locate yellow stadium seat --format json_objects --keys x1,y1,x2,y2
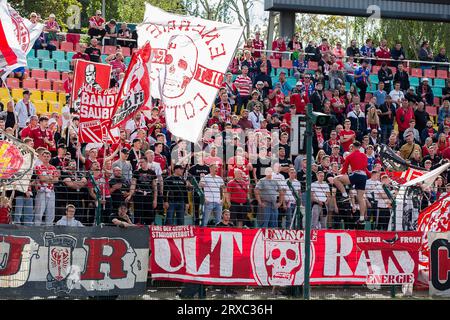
[
  {"x1": 0, "y1": 99, "x2": 11, "y2": 108},
  {"x1": 34, "y1": 100, "x2": 48, "y2": 115},
  {"x1": 29, "y1": 89, "x2": 42, "y2": 101},
  {"x1": 58, "y1": 92, "x2": 66, "y2": 105},
  {"x1": 48, "y1": 101, "x2": 62, "y2": 114},
  {"x1": 11, "y1": 88, "x2": 23, "y2": 102},
  {"x1": 43, "y1": 91, "x2": 58, "y2": 103},
  {"x1": 0, "y1": 88, "x2": 11, "y2": 100}
]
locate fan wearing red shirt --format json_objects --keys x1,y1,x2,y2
[
  {"x1": 290, "y1": 86, "x2": 309, "y2": 114},
  {"x1": 225, "y1": 168, "x2": 249, "y2": 227},
  {"x1": 88, "y1": 10, "x2": 106, "y2": 39},
  {"x1": 30, "y1": 116, "x2": 55, "y2": 151},
  {"x1": 252, "y1": 31, "x2": 264, "y2": 59},
  {"x1": 271, "y1": 37, "x2": 287, "y2": 60},
  {"x1": 339, "y1": 119, "x2": 356, "y2": 152},
  {"x1": 333, "y1": 141, "x2": 370, "y2": 224}
]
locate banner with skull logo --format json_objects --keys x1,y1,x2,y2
[
  {"x1": 71, "y1": 60, "x2": 111, "y2": 114},
  {"x1": 150, "y1": 226, "x2": 421, "y2": 286},
  {"x1": 137, "y1": 3, "x2": 244, "y2": 142}
]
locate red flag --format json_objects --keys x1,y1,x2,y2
[
  {"x1": 386, "y1": 167, "x2": 425, "y2": 184},
  {"x1": 109, "y1": 41, "x2": 152, "y2": 129}
]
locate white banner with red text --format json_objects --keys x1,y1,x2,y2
[
  {"x1": 150, "y1": 226, "x2": 421, "y2": 286},
  {"x1": 78, "y1": 86, "x2": 119, "y2": 144},
  {"x1": 137, "y1": 3, "x2": 244, "y2": 142}
]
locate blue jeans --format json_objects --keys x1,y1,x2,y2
[
  {"x1": 285, "y1": 203, "x2": 297, "y2": 229},
  {"x1": 14, "y1": 196, "x2": 34, "y2": 225},
  {"x1": 202, "y1": 202, "x2": 222, "y2": 226},
  {"x1": 258, "y1": 202, "x2": 279, "y2": 228},
  {"x1": 380, "y1": 123, "x2": 393, "y2": 144},
  {"x1": 166, "y1": 202, "x2": 185, "y2": 225}
]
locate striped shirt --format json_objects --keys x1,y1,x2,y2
[{"x1": 234, "y1": 75, "x2": 253, "y2": 96}]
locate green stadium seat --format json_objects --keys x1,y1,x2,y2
[
  {"x1": 27, "y1": 58, "x2": 40, "y2": 69},
  {"x1": 410, "y1": 77, "x2": 419, "y2": 87},
  {"x1": 154, "y1": 214, "x2": 165, "y2": 226},
  {"x1": 286, "y1": 77, "x2": 297, "y2": 88},
  {"x1": 37, "y1": 49, "x2": 50, "y2": 60},
  {"x1": 434, "y1": 79, "x2": 446, "y2": 88},
  {"x1": 369, "y1": 74, "x2": 379, "y2": 84},
  {"x1": 56, "y1": 60, "x2": 70, "y2": 72},
  {"x1": 41, "y1": 59, "x2": 55, "y2": 71},
  {"x1": 27, "y1": 49, "x2": 35, "y2": 58},
  {"x1": 124, "y1": 56, "x2": 131, "y2": 66},
  {"x1": 432, "y1": 87, "x2": 442, "y2": 98},
  {"x1": 101, "y1": 54, "x2": 108, "y2": 63},
  {"x1": 66, "y1": 52, "x2": 75, "y2": 61},
  {"x1": 52, "y1": 50, "x2": 66, "y2": 61},
  {"x1": 276, "y1": 68, "x2": 289, "y2": 76},
  {"x1": 345, "y1": 82, "x2": 351, "y2": 91}
]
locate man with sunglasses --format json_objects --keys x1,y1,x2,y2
[{"x1": 88, "y1": 10, "x2": 106, "y2": 39}]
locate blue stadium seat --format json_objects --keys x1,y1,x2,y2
[
  {"x1": 56, "y1": 60, "x2": 71, "y2": 72},
  {"x1": 41, "y1": 59, "x2": 55, "y2": 71},
  {"x1": 27, "y1": 58, "x2": 40, "y2": 70},
  {"x1": 66, "y1": 52, "x2": 75, "y2": 61},
  {"x1": 27, "y1": 49, "x2": 35, "y2": 59},
  {"x1": 286, "y1": 77, "x2": 297, "y2": 88},
  {"x1": 434, "y1": 79, "x2": 446, "y2": 88},
  {"x1": 410, "y1": 77, "x2": 419, "y2": 87},
  {"x1": 37, "y1": 49, "x2": 50, "y2": 60},
  {"x1": 369, "y1": 74, "x2": 379, "y2": 84},
  {"x1": 52, "y1": 50, "x2": 65, "y2": 61},
  {"x1": 432, "y1": 87, "x2": 442, "y2": 98}
]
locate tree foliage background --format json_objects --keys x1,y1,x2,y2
[{"x1": 7, "y1": 0, "x2": 450, "y2": 57}]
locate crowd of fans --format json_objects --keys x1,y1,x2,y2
[{"x1": 1, "y1": 10, "x2": 450, "y2": 230}]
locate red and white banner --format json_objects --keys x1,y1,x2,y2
[
  {"x1": 72, "y1": 60, "x2": 111, "y2": 113},
  {"x1": 78, "y1": 86, "x2": 119, "y2": 143},
  {"x1": 428, "y1": 231, "x2": 450, "y2": 296},
  {"x1": 386, "y1": 168, "x2": 424, "y2": 185},
  {"x1": 0, "y1": 0, "x2": 43, "y2": 80},
  {"x1": 137, "y1": 3, "x2": 244, "y2": 142},
  {"x1": 150, "y1": 226, "x2": 421, "y2": 286},
  {"x1": 110, "y1": 41, "x2": 152, "y2": 128}
]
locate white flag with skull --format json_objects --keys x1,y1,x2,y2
[{"x1": 137, "y1": 3, "x2": 244, "y2": 142}]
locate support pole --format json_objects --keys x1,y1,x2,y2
[{"x1": 303, "y1": 103, "x2": 313, "y2": 300}]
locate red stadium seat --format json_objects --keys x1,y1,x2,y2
[
  {"x1": 23, "y1": 78, "x2": 37, "y2": 89},
  {"x1": 50, "y1": 40, "x2": 59, "y2": 49},
  {"x1": 61, "y1": 72, "x2": 70, "y2": 81},
  {"x1": 424, "y1": 69, "x2": 436, "y2": 79},
  {"x1": 66, "y1": 33, "x2": 80, "y2": 45},
  {"x1": 436, "y1": 70, "x2": 448, "y2": 79},
  {"x1": 269, "y1": 58, "x2": 280, "y2": 69},
  {"x1": 60, "y1": 41, "x2": 74, "y2": 52},
  {"x1": 6, "y1": 78, "x2": 20, "y2": 88},
  {"x1": 53, "y1": 80, "x2": 65, "y2": 93},
  {"x1": 388, "y1": 66, "x2": 397, "y2": 75},
  {"x1": 37, "y1": 79, "x2": 52, "y2": 91},
  {"x1": 121, "y1": 47, "x2": 131, "y2": 57},
  {"x1": 281, "y1": 59, "x2": 293, "y2": 69},
  {"x1": 411, "y1": 68, "x2": 422, "y2": 77},
  {"x1": 74, "y1": 42, "x2": 81, "y2": 53},
  {"x1": 364, "y1": 93, "x2": 373, "y2": 103},
  {"x1": 46, "y1": 70, "x2": 61, "y2": 81},
  {"x1": 403, "y1": 67, "x2": 410, "y2": 74},
  {"x1": 371, "y1": 65, "x2": 381, "y2": 74},
  {"x1": 31, "y1": 69, "x2": 46, "y2": 79},
  {"x1": 307, "y1": 61, "x2": 318, "y2": 70},
  {"x1": 103, "y1": 45, "x2": 116, "y2": 55},
  {"x1": 324, "y1": 90, "x2": 332, "y2": 100},
  {"x1": 434, "y1": 97, "x2": 441, "y2": 106},
  {"x1": 426, "y1": 106, "x2": 437, "y2": 117}
]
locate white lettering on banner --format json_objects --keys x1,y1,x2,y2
[
  {"x1": 184, "y1": 237, "x2": 210, "y2": 275},
  {"x1": 154, "y1": 238, "x2": 185, "y2": 273},
  {"x1": 323, "y1": 233, "x2": 354, "y2": 276},
  {"x1": 211, "y1": 232, "x2": 242, "y2": 277},
  {"x1": 0, "y1": 236, "x2": 39, "y2": 288},
  {"x1": 263, "y1": 229, "x2": 304, "y2": 242}
]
